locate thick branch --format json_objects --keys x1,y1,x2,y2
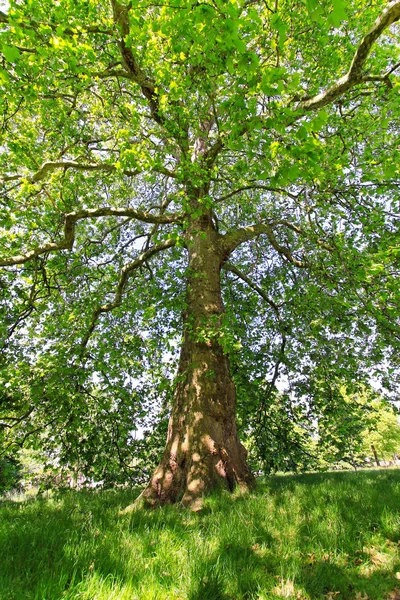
[
  {"x1": 80, "y1": 238, "x2": 177, "y2": 352},
  {"x1": 94, "y1": 68, "x2": 135, "y2": 81},
  {"x1": 0, "y1": 208, "x2": 182, "y2": 267},
  {"x1": 297, "y1": 1, "x2": 400, "y2": 111},
  {"x1": 204, "y1": 138, "x2": 224, "y2": 169},
  {"x1": 111, "y1": 0, "x2": 164, "y2": 125},
  {"x1": 216, "y1": 184, "x2": 299, "y2": 203},
  {"x1": 1, "y1": 160, "x2": 175, "y2": 184},
  {"x1": 221, "y1": 222, "x2": 307, "y2": 268}
]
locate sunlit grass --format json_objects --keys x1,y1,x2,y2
[{"x1": 1, "y1": 470, "x2": 400, "y2": 599}]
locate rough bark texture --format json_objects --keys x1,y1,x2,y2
[{"x1": 137, "y1": 212, "x2": 254, "y2": 510}]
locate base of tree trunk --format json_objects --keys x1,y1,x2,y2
[
  {"x1": 140, "y1": 425, "x2": 254, "y2": 511},
  {"x1": 121, "y1": 343, "x2": 255, "y2": 512},
  {"x1": 120, "y1": 445, "x2": 254, "y2": 514}
]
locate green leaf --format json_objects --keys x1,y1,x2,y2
[
  {"x1": 306, "y1": 0, "x2": 318, "y2": 15},
  {"x1": 0, "y1": 69, "x2": 10, "y2": 84},
  {"x1": 2, "y1": 45, "x2": 21, "y2": 63},
  {"x1": 330, "y1": 0, "x2": 347, "y2": 27}
]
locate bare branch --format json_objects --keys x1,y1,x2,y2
[
  {"x1": 80, "y1": 237, "x2": 177, "y2": 352},
  {"x1": 0, "y1": 207, "x2": 182, "y2": 267},
  {"x1": 297, "y1": 1, "x2": 400, "y2": 111}
]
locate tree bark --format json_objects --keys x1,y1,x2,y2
[
  {"x1": 371, "y1": 444, "x2": 380, "y2": 467},
  {"x1": 136, "y1": 213, "x2": 254, "y2": 510}
]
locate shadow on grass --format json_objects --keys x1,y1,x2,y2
[
  {"x1": 0, "y1": 489, "x2": 140, "y2": 599},
  {"x1": 299, "y1": 557, "x2": 400, "y2": 600},
  {"x1": 267, "y1": 469, "x2": 400, "y2": 599},
  {"x1": 186, "y1": 542, "x2": 270, "y2": 600},
  {"x1": 0, "y1": 470, "x2": 399, "y2": 599}
]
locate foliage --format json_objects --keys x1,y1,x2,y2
[
  {"x1": 362, "y1": 400, "x2": 400, "y2": 463},
  {"x1": 314, "y1": 387, "x2": 400, "y2": 470},
  {"x1": 315, "y1": 385, "x2": 376, "y2": 470},
  {"x1": 235, "y1": 376, "x2": 317, "y2": 474},
  {"x1": 1, "y1": 470, "x2": 400, "y2": 599},
  {"x1": 0, "y1": 454, "x2": 21, "y2": 492},
  {"x1": 0, "y1": 0, "x2": 400, "y2": 481},
  {"x1": 240, "y1": 379, "x2": 400, "y2": 474}
]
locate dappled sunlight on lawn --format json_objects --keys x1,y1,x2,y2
[{"x1": 1, "y1": 470, "x2": 400, "y2": 599}]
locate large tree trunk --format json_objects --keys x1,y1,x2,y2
[{"x1": 137, "y1": 214, "x2": 254, "y2": 509}]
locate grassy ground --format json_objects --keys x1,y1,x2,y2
[{"x1": 1, "y1": 470, "x2": 400, "y2": 600}]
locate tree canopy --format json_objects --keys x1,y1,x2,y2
[{"x1": 0, "y1": 0, "x2": 399, "y2": 505}]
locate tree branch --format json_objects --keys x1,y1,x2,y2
[
  {"x1": 0, "y1": 207, "x2": 182, "y2": 267},
  {"x1": 1, "y1": 416, "x2": 59, "y2": 455},
  {"x1": 1, "y1": 160, "x2": 176, "y2": 184},
  {"x1": 0, "y1": 405, "x2": 35, "y2": 429},
  {"x1": 297, "y1": 1, "x2": 400, "y2": 111},
  {"x1": 258, "y1": 332, "x2": 287, "y2": 420},
  {"x1": 204, "y1": 138, "x2": 224, "y2": 169},
  {"x1": 223, "y1": 261, "x2": 289, "y2": 418},
  {"x1": 222, "y1": 262, "x2": 281, "y2": 314},
  {"x1": 79, "y1": 237, "x2": 177, "y2": 353},
  {"x1": 216, "y1": 184, "x2": 299, "y2": 203},
  {"x1": 93, "y1": 68, "x2": 134, "y2": 81},
  {"x1": 111, "y1": 0, "x2": 165, "y2": 126},
  {"x1": 0, "y1": 10, "x2": 112, "y2": 36},
  {"x1": 221, "y1": 222, "x2": 308, "y2": 268}
]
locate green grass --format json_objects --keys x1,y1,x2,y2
[{"x1": 1, "y1": 470, "x2": 400, "y2": 599}]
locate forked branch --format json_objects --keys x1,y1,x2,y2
[
  {"x1": 221, "y1": 222, "x2": 308, "y2": 268},
  {"x1": 111, "y1": 0, "x2": 164, "y2": 125},
  {"x1": 79, "y1": 237, "x2": 177, "y2": 353},
  {"x1": 297, "y1": 1, "x2": 400, "y2": 111},
  {"x1": 0, "y1": 207, "x2": 182, "y2": 267}
]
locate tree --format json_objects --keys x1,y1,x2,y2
[
  {"x1": 315, "y1": 384, "x2": 376, "y2": 471},
  {"x1": 0, "y1": 0, "x2": 399, "y2": 508},
  {"x1": 362, "y1": 399, "x2": 400, "y2": 465},
  {"x1": 314, "y1": 385, "x2": 400, "y2": 470}
]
